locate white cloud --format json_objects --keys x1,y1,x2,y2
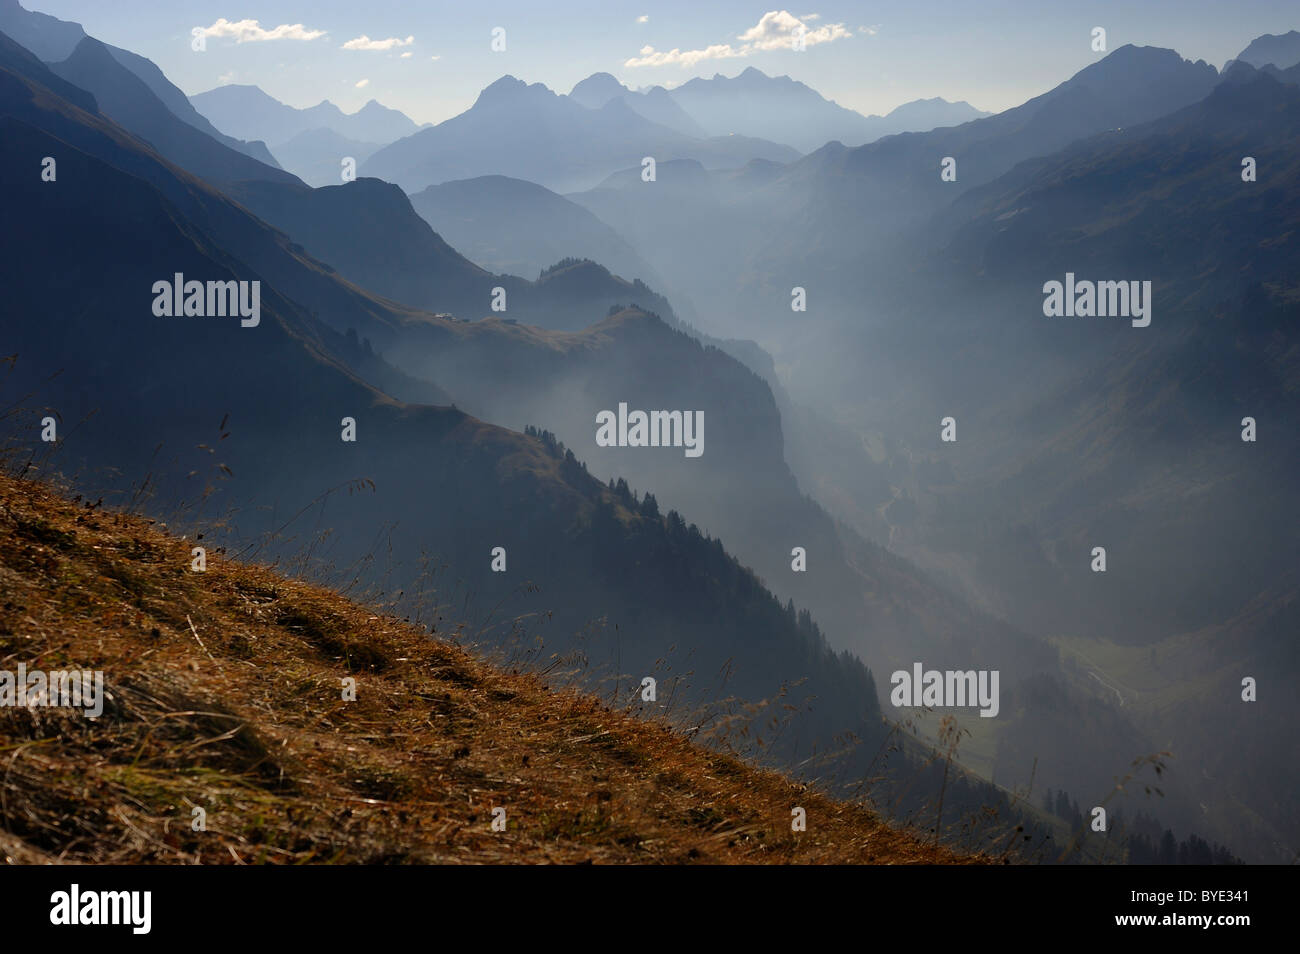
[
  {"x1": 859, "y1": 24, "x2": 880, "y2": 36},
  {"x1": 217, "y1": 71, "x2": 236, "y2": 84},
  {"x1": 400, "y1": 51, "x2": 413, "y2": 58},
  {"x1": 342, "y1": 34, "x2": 414, "y2": 51},
  {"x1": 430, "y1": 55, "x2": 442, "y2": 61},
  {"x1": 625, "y1": 10, "x2": 851, "y2": 68},
  {"x1": 738, "y1": 10, "x2": 850, "y2": 51},
  {"x1": 195, "y1": 18, "x2": 325, "y2": 43},
  {"x1": 355, "y1": 78, "x2": 370, "y2": 88},
  {"x1": 636, "y1": 15, "x2": 649, "y2": 23}
]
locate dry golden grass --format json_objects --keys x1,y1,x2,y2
[{"x1": 0, "y1": 473, "x2": 980, "y2": 865}]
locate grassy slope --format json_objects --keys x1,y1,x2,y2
[{"x1": 0, "y1": 473, "x2": 977, "y2": 865}]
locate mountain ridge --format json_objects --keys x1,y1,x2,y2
[
  {"x1": 190, "y1": 83, "x2": 424, "y2": 147},
  {"x1": 362, "y1": 73, "x2": 801, "y2": 193}
]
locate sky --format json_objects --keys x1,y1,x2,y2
[{"x1": 21, "y1": 1, "x2": 1300, "y2": 125}]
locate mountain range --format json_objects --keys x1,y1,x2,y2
[
  {"x1": 569, "y1": 45, "x2": 1223, "y2": 337},
  {"x1": 362, "y1": 74, "x2": 803, "y2": 194},
  {"x1": 188, "y1": 84, "x2": 426, "y2": 187},
  {"x1": 605, "y1": 66, "x2": 990, "y2": 153},
  {"x1": 190, "y1": 83, "x2": 425, "y2": 147}
]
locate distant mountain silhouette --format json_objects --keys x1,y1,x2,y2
[
  {"x1": 569, "y1": 71, "x2": 708, "y2": 137},
  {"x1": 362, "y1": 74, "x2": 801, "y2": 193},
  {"x1": 1229, "y1": 29, "x2": 1300, "y2": 70},
  {"x1": 662, "y1": 66, "x2": 990, "y2": 152},
  {"x1": 273, "y1": 126, "x2": 383, "y2": 187},
  {"x1": 568, "y1": 71, "x2": 627, "y2": 109},
  {"x1": 763, "y1": 45, "x2": 1221, "y2": 252},
  {"x1": 409, "y1": 174, "x2": 662, "y2": 285},
  {"x1": 881, "y1": 96, "x2": 990, "y2": 133},
  {"x1": 191, "y1": 84, "x2": 423, "y2": 146}
]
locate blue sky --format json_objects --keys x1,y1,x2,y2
[{"x1": 22, "y1": 1, "x2": 1300, "y2": 124}]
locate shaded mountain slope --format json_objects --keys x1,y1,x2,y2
[
  {"x1": 784, "y1": 68, "x2": 1300, "y2": 862},
  {"x1": 0, "y1": 0, "x2": 80, "y2": 61},
  {"x1": 47, "y1": 36, "x2": 300, "y2": 187},
  {"x1": 358, "y1": 302, "x2": 1058, "y2": 700},
  {"x1": 409, "y1": 174, "x2": 664, "y2": 287},
  {"x1": 0, "y1": 25, "x2": 92, "y2": 111},
  {"x1": 881, "y1": 69, "x2": 1300, "y2": 641},
  {"x1": 99, "y1": 45, "x2": 282, "y2": 168},
  {"x1": 222, "y1": 176, "x2": 679, "y2": 330},
  {"x1": 203, "y1": 127, "x2": 1061, "y2": 715}
]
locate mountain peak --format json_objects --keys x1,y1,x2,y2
[
  {"x1": 1062, "y1": 44, "x2": 1218, "y2": 95},
  {"x1": 574, "y1": 71, "x2": 622, "y2": 89},
  {"x1": 569, "y1": 71, "x2": 629, "y2": 108},
  {"x1": 881, "y1": 96, "x2": 990, "y2": 125},
  {"x1": 730, "y1": 66, "x2": 776, "y2": 84},
  {"x1": 474, "y1": 74, "x2": 553, "y2": 108},
  {"x1": 62, "y1": 33, "x2": 112, "y2": 62},
  {"x1": 1231, "y1": 30, "x2": 1300, "y2": 70},
  {"x1": 482, "y1": 74, "x2": 527, "y2": 94}
]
